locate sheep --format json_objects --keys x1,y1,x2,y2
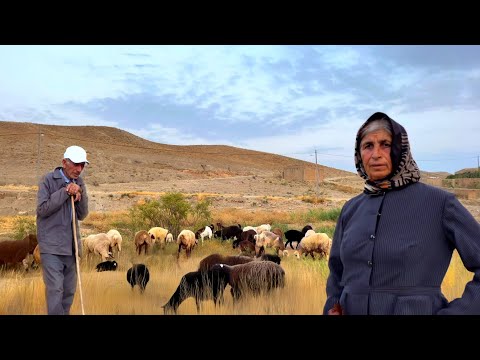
[
  {"x1": 198, "y1": 253, "x2": 255, "y2": 272},
  {"x1": 0, "y1": 234, "x2": 38, "y2": 269},
  {"x1": 96, "y1": 260, "x2": 118, "y2": 272},
  {"x1": 214, "y1": 225, "x2": 242, "y2": 241},
  {"x1": 134, "y1": 230, "x2": 153, "y2": 255},
  {"x1": 166, "y1": 233, "x2": 174, "y2": 243},
  {"x1": 294, "y1": 232, "x2": 332, "y2": 260},
  {"x1": 242, "y1": 226, "x2": 257, "y2": 233},
  {"x1": 259, "y1": 254, "x2": 281, "y2": 265},
  {"x1": 254, "y1": 230, "x2": 285, "y2": 257},
  {"x1": 198, "y1": 253, "x2": 281, "y2": 272},
  {"x1": 234, "y1": 239, "x2": 256, "y2": 256},
  {"x1": 284, "y1": 225, "x2": 313, "y2": 249},
  {"x1": 162, "y1": 269, "x2": 228, "y2": 314},
  {"x1": 83, "y1": 233, "x2": 114, "y2": 261},
  {"x1": 255, "y1": 224, "x2": 271, "y2": 234},
  {"x1": 195, "y1": 225, "x2": 213, "y2": 245},
  {"x1": 232, "y1": 229, "x2": 256, "y2": 248},
  {"x1": 148, "y1": 226, "x2": 169, "y2": 249},
  {"x1": 177, "y1": 229, "x2": 197, "y2": 259},
  {"x1": 106, "y1": 229, "x2": 123, "y2": 256},
  {"x1": 126, "y1": 264, "x2": 150, "y2": 293},
  {"x1": 210, "y1": 261, "x2": 285, "y2": 301}
]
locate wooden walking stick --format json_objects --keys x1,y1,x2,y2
[{"x1": 71, "y1": 195, "x2": 86, "y2": 315}]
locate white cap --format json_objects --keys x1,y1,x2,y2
[{"x1": 64, "y1": 145, "x2": 89, "y2": 164}]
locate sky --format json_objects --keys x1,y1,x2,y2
[{"x1": 0, "y1": 45, "x2": 479, "y2": 175}]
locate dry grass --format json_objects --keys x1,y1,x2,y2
[{"x1": 0, "y1": 240, "x2": 472, "y2": 315}]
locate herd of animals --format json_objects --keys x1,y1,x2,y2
[{"x1": 0, "y1": 222, "x2": 332, "y2": 314}]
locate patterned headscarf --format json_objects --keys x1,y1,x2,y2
[{"x1": 355, "y1": 112, "x2": 421, "y2": 196}]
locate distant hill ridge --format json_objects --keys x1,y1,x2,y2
[{"x1": 0, "y1": 121, "x2": 355, "y2": 186}]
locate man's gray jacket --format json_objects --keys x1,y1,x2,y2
[{"x1": 36, "y1": 167, "x2": 88, "y2": 257}]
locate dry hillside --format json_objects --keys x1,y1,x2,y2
[{"x1": 0, "y1": 121, "x2": 478, "y2": 225}]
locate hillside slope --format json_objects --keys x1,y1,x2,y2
[{"x1": 0, "y1": 121, "x2": 354, "y2": 186}]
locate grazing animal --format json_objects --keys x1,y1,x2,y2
[
  {"x1": 214, "y1": 225, "x2": 242, "y2": 241},
  {"x1": 199, "y1": 253, "x2": 282, "y2": 272},
  {"x1": 162, "y1": 269, "x2": 228, "y2": 314},
  {"x1": 198, "y1": 253, "x2": 255, "y2": 272},
  {"x1": 284, "y1": 225, "x2": 313, "y2": 249},
  {"x1": 134, "y1": 230, "x2": 153, "y2": 255},
  {"x1": 147, "y1": 226, "x2": 169, "y2": 249},
  {"x1": 294, "y1": 232, "x2": 332, "y2": 259},
  {"x1": 176, "y1": 229, "x2": 197, "y2": 259},
  {"x1": 96, "y1": 260, "x2": 118, "y2": 272},
  {"x1": 126, "y1": 264, "x2": 150, "y2": 293},
  {"x1": 83, "y1": 233, "x2": 114, "y2": 261},
  {"x1": 194, "y1": 225, "x2": 214, "y2": 245},
  {"x1": 106, "y1": 229, "x2": 123, "y2": 256},
  {"x1": 259, "y1": 254, "x2": 281, "y2": 265},
  {"x1": 211, "y1": 261, "x2": 285, "y2": 301},
  {"x1": 254, "y1": 230, "x2": 285, "y2": 257},
  {"x1": 166, "y1": 233, "x2": 174, "y2": 243},
  {"x1": 0, "y1": 233, "x2": 38, "y2": 269}
]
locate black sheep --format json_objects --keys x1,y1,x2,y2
[
  {"x1": 162, "y1": 269, "x2": 228, "y2": 314},
  {"x1": 126, "y1": 264, "x2": 150, "y2": 293},
  {"x1": 96, "y1": 260, "x2": 118, "y2": 272},
  {"x1": 284, "y1": 225, "x2": 313, "y2": 249}
]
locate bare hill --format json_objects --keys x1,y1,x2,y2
[{"x1": 0, "y1": 120, "x2": 354, "y2": 186}]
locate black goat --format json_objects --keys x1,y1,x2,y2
[{"x1": 126, "y1": 264, "x2": 150, "y2": 293}]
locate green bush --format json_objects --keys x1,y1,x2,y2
[
  {"x1": 13, "y1": 216, "x2": 37, "y2": 241},
  {"x1": 113, "y1": 192, "x2": 213, "y2": 240}
]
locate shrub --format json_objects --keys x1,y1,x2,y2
[{"x1": 13, "y1": 216, "x2": 37, "y2": 241}]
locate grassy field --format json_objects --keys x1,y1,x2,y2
[{"x1": 0, "y1": 208, "x2": 474, "y2": 315}]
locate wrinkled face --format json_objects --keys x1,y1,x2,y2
[
  {"x1": 360, "y1": 129, "x2": 392, "y2": 181},
  {"x1": 62, "y1": 158, "x2": 85, "y2": 180}
]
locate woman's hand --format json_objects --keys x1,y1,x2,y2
[{"x1": 327, "y1": 303, "x2": 344, "y2": 315}]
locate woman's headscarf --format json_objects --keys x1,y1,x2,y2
[{"x1": 354, "y1": 112, "x2": 421, "y2": 195}]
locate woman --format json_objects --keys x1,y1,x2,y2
[{"x1": 323, "y1": 112, "x2": 480, "y2": 315}]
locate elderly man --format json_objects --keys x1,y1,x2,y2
[{"x1": 36, "y1": 145, "x2": 90, "y2": 315}]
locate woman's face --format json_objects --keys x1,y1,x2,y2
[{"x1": 360, "y1": 129, "x2": 392, "y2": 181}]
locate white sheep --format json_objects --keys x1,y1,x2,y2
[
  {"x1": 255, "y1": 224, "x2": 271, "y2": 234},
  {"x1": 198, "y1": 225, "x2": 213, "y2": 244},
  {"x1": 176, "y1": 229, "x2": 197, "y2": 259},
  {"x1": 83, "y1": 233, "x2": 114, "y2": 261},
  {"x1": 166, "y1": 233, "x2": 174, "y2": 243},
  {"x1": 242, "y1": 225, "x2": 257, "y2": 233},
  {"x1": 294, "y1": 232, "x2": 332, "y2": 260},
  {"x1": 148, "y1": 226, "x2": 169, "y2": 249},
  {"x1": 106, "y1": 229, "x2": 123, "y2": 256}
]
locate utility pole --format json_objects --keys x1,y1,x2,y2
[
  {"x1": 478, "y1": 155, "x2": 479, "y2": 175},
  {"x1": 315, "y1": 149, "x2": 320, "y2": 199}
]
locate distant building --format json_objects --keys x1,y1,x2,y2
[{"x1": 282, "y1": 165, "x2": 323, "y2": 182}]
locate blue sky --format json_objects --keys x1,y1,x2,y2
[{"x1": 1, "y1": 45, "x2": 479, "y2": 174}]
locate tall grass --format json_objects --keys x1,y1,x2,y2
[
  {"x1": 0, "y1": 208, "x2": 474, "y2": 315},
  {"x1": 0, "y1": 241, "x2": 472, "y2": 315}
]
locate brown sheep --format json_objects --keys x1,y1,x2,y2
[
  {"x1": 211, "y1": 261, "x2": 285, "y2": 301},
  {"x1": 135, "y1": 230, "x2": 153, "y2": 255},
  {"x1": 0, "y1": 234, "x2": 38, "y2": 269},
  {"x1": 198, "y1": 253, "x2": 254, "y2": 272},
  {"x1": 198, "y1": 253, "x2": 281, "y2": 272},
  {"x1": 176, "y1": 229, "x2": 197, "y2": 259}
]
